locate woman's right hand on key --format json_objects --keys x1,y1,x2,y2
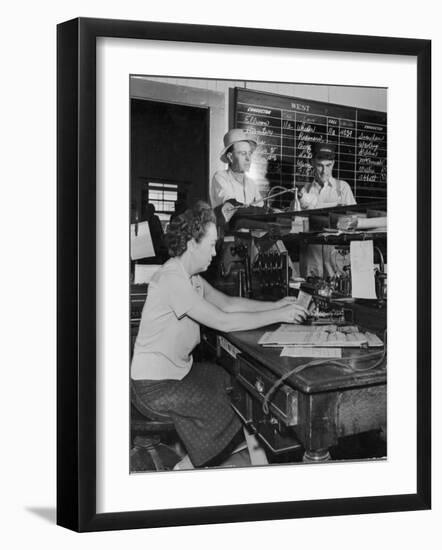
[{"x1": 279, "y1": 304, "x2": 309, "y2": 324}]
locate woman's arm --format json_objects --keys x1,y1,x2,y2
[
  {"x1": 202, "y1": 279, "x2": 302, "y2": 313},
  {"x1": 202, "y1": 278, "x2": 299, "y2": 313},
  {"x1": 187, "y1": 294, "x2": 307, "y2": 333}
]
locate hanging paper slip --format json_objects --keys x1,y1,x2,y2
[
  {"x1": 350, "y1": 240, "x2": 377, "y2": 299},
  {"x1": 130, "y1": 221, "x2": 155, "y2": 260}
]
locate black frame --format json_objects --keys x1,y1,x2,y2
[{"x1": 57, "y1": 17, "x2": 431, "y2": 532}]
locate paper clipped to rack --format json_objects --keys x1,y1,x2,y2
[
  {"x1": 130, "y1": 221, "x2": 155, "y2": 260},
  {"x1": 350, "y1": 240, "x2": 377, "y2": 299}
]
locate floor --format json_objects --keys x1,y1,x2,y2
[{"x1": 130, "y1": 429, "x2": 386, "y2": 472}]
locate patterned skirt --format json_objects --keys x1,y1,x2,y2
[{"x1": 131, "y1": 362, "x2": 242, "y2": 467}]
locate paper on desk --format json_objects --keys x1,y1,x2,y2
[
  {"x1": 281, "y1": 347, "x2": 342, "y2": 358},
  {"x1": 259, "y1": 325, "x2": 369, "y2": 347},
  {"x1": 350, "y1": 240, "x2": 377, "y2": 299},
  {"x1": 258, "y1": 326, "x2": 328, "y2": 345},
  {"x1": 259, "y1": 325, "x2": 336, "y2": 346},
  {"x1": 277, "y1": 324, "x2": 337, "y2": 333},
  {"x1": 258, "y1": 332, "x2": 279, "y2": 345},
  {"x1": 258, "y1": 325, "x2": 321, "y2": 345},
  {"x1": 131, "y1": 221, "x2": 155, "y2": 260}
]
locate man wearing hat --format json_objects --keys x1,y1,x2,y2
[
  {"x1": 299, "y1": 142, "x2": 356, "y2": 210},
  {"x1": 210, "y1": 129, "x2": 263, "y2": 209},
  {"x1": 299, "y1": 142, "x2": 356, "y2": 278}
]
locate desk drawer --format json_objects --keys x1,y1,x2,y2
[{"x1": 237, "y1": 355, "x2": 298, "y2": 426}]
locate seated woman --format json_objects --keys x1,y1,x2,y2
[{"x1": 131, "y1": 201, "x2": 308, "y2": 469}]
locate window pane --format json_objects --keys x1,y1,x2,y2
[
  {"x1": 164, "y1": 191, "x2": 178, "y2": 201},
  {"x1": 147, "y1": 182, "x2": 179, "y2": 215}
]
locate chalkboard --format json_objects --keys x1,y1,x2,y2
[{"x1": 233, "y1": 88, "x2": 387, "y2": 206}]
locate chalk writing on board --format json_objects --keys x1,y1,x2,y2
[
  {"x1": 291, "y1": 102, "x2": 311, "y2": 112},
  {"x1": 246, "y1": 126, "x2": 275, "y2": 137},
  {"x1": 234, "y1": 87, "x2": 387, "y2": 204}
]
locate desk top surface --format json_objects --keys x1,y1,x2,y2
[{"x1": 223, "y1": 327, "x2": 386, "y2": 393}]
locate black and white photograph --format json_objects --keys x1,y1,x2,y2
[
  {"x1": 52, "y1": 13, "x2": 432, "y2": 536},
  {"x1": 129, "y1": 76, "x2": 388, "y2": 473},
  {"x1": 1, "y1": 0, "x2": 438, "y2": 545}
]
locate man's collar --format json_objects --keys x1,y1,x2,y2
[
  {"x1": 228, "y1": 167, "x2": 246, "y2": 183},
  {"x1": 313, "y1": 176, "x2": 336, "y2": 189}
]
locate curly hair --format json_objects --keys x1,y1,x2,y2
[{"x1": 165, "y1": 201, "x2": 216, "y2": 257}]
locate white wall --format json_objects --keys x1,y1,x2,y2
[
  {"x1": 133, "y1": 76, "x2": 386, "y2": 190},
  {"x1": 1, "y1": 1, "x2": 439, "y2": 550},
  {"x1": 144, "y1": 76, "x2": 387, "y2": 112}
]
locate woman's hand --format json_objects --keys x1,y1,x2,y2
[{"x1": 279, "y1": 304, "x2": 309, "y2": 324}]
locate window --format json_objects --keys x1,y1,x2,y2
[{"x1": 147, "y1": 182, "x2": 178, "y2": 222}]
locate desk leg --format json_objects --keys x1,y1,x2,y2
[
  {"x1": 298, "y1": 393, "x2": 339, "y2": 462},
  {"x1": 303, "y1": 449, "x2": 331, "y2": 462}
]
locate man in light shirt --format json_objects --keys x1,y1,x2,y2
[
  {"x1": 210, "y1": 129, "x2": 263, "y2": 213},
  {"x1": 300, "y1": 142, "x2": 356, "y2": 278},
  {"x1": 300, "y1": 142, "x2": 356, "y2": 210}
]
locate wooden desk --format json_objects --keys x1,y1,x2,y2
[{"x1": 217, "y1": 327, "x2": 386, "y2": 462}]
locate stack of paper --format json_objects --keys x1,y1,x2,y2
[
  {"x1": 258, "y1": 324, "x2": 383, "y2": 348},
  {"x1": 280, "y1": 347, "x2": 342, "y2": 358}
]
